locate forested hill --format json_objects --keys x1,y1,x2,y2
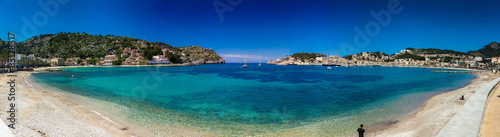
[
  {"x1": 344, "y1": 41, "x2": 500, "y2": 59},
  {"x1": 407, "y1": 48, "x2": 468, "y2": 56},
  {"x1": 406, "y1": 41, "x2": 500, "y2": 58},
  {"x1": 468, "y1": 42, "x2": 500, "y2": 58},
  {"x1": 0, "y1": 32, "x2": 224, "y2": 64}
]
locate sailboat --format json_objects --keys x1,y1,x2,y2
[
  {"x1": 243, "y1": 54, "x2": 247, "y2": 68},
  {"x1": 258, "y1": 49, "x2": 262, "y2": 67},
  {"x1": 323, "y1": 41, "x2": 341, "y2": 67}
]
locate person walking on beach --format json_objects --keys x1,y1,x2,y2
[{"x1": 357, "y1": 124, "x2": 366, "y2": 137}]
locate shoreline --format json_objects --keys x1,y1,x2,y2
[
  {"x1": 0, "y1": 72, "x2": 113, "y2": 136},
  {"x1": 1, "y1": 66, "x2": 494, "y2": 136},
  {"x1": 0, "y1": 72, "x2": 213, "y2": 136},
  {"x1": 372, "y1": 70, "x2": 499, "y2": 136},
  {"x1": 358, "y1": 75, "x2": 475, "y2": 136},
  {"x1": 25, "y1": 72, "x2": 154, "y2": 137},
  {"x1": 32, "y1": 63, "x2": 201, "y2": 70},
  {"x1": 0, "y1": 72, "x2": 145, "y2": 136}
]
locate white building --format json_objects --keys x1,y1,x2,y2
[
  {"x1": 315, "y1": 57, "x2": 324, "y2": 61},
  {"x1": 474, "y1": 57, "x2": 483, "y2": 62},
  {"x1": 15, "y1": 54, "x2": 26, "y2": 61},
  {"x1": 400, "y1": 49, "x2": 412, "y2": 54}
]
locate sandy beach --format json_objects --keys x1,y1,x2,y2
[
  {"x1": 373, "y1": 71, "x2": 500, "y2": 137},
  {"x1": 0, "y1": 72, "x2": 138, "y2": 136},
  {"x1": 0, "y1": 71, "x2": 213, "y2": 137}
]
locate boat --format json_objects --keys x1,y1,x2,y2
[
  {"x1": 323, "y1": 63, "x2": 341, "y2": 66},
  {"x1": 258, "y1": 49, "x2": 262, "y2": 67},
  {"x1": 323, "y1": 41, "x2": 341, "y2": 67},
  {"x1": 243, "y1": 54, "x2": 247, "y2": 68}
]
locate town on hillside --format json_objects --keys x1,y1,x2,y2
[
  {"x1": 0, "y1": 33, "x2": 225, "y2": 72},
  {"x1": 0, "y1": 45, "x2": 225, "y2": 70},
  {"x1": 267, "y1": 46, "x2": 500, "y2": 70}
]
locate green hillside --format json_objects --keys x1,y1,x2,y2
[{"x1": 0, "y1": 32, "x2": 224, "y2": 64}]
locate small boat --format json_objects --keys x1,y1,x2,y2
[
  {"x1": 258, "y1": 49, "x2": 262, "y2": 67},
  {"x1": 322, "y1": 63, "x2": 341, "y2": 66},
  {"x1": 327, "y1": 66, "x2": 332, "y2": 69},
  {"x1": 243, "y1": 54, "x2": 248, "y2": 68}
]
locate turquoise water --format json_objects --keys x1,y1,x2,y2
[{"x1": 30, "y1": 64, "x2": 475, "y2": 136}]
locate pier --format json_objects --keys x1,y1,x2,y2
[
  {"x1": 430, "y1": 71, "x2": 476, "y2": 73},
  {"x1": 44, "y1": 69, "x2": 64, "y2": 72}
]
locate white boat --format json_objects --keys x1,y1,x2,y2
[
  {"x1": 323, "y1": 41, "x2": 340, "y2": 67},
  {"x1": 258, "y1": 49, "x2": 262, "y2": 67},
  {"x1": 243, "y1": 54, "x2": 248, "y2": 68}
]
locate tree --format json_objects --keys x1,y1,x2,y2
[
  {"x1": 142, "y1": 46, "x2": 162, "y2": 60},
  {"x1": 343, "y1": 55, "x2": 353, "y2": 60},
  {"x1": 112, "y1": 60, "x2": 122, "y2": 65},
  {"x1": 77, "y1": 59, "x2": 83, "y2": 65},
  {"x1": 291, "y1": 52, "x2": 325, "y2": 61},
  {"x1": 114, "y1": 49, "x2": 123, "y2": 56},
  {"x1": 166, "y1": 52, "x2": 181, "y2": 63},
  {"x1": 87, "y1": 59, "x2": 98, "y2": 64}
]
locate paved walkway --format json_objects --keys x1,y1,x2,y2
[
  {"x1": 436, "y1": 78, "x2": 500, "y2": 137},
  {"x1": 481, "y1": 81, "x2": 500, "y2": 137},
  {"x1": 0, "y1": 119, "x2": 14, "y2": 137}
]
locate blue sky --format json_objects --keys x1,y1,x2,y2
[{"x1": 1, "y1": 0, "x2": 499, "y2": 63}]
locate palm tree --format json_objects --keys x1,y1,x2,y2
[{"x1": 19, "y1": 57, "x2": 28, "y2": 69}]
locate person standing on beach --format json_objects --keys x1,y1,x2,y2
[{"x1": 357, "y1": 124, "x2": 366, "y2": 137}]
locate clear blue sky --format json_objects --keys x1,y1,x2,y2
[{"x1": 1, "y1": 0, "x2": 499, "y2": 63}]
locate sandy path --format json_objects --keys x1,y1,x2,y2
[{"x1": 480, "y1": 80, "x2": 500, "y2": 137}]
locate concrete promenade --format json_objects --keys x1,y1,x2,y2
[
  {"x1": 436, "y1": 78, "x2": 500, "y2": 137},
  {"x1": 0, "y1": 117, "x2": 14, "y2": 137}
]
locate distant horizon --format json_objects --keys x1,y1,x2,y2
[{"x1": 1, "y1": 0, "x2": 499, "y2": 63}]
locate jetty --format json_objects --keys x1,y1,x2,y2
[
  {"x1": 44, "y1": 69, "x2": 64, "y2": 72},
  {"x1": 431, "y1": 71, "x2": 476, "y2": 73}
]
